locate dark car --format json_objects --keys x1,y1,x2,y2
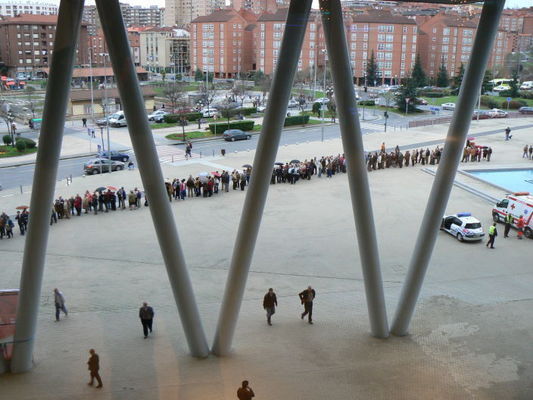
[
  {"x1": 223, "y1": 129, "x2": 251, "y2": 141},
  {"x1": 518, "y1": 106, "x2": 533, "y2": 114},
  {"x1": 98, "y1": 151, "x2": 130, "y2": 162},
  {"x1": 84, "y1": 158, "x2": 125, "y2": 175},
  {"x1": 96, "y1": 117, "x2": 109, "y2": 126}
]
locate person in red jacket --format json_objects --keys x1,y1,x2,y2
[{"x1": 516, "y1": 215, "x2": 525, "y2": 239}]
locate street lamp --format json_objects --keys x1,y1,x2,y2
[
  {"x1": 100, "y1": 52, "x2": 112, "y2": 172},
  {"x1": 321, "y1": 49, "x2": 327, "y2": 142}
]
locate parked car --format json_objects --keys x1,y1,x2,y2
[
  {"x1": 147, "y1": 110, "x2": 168, "y2": 123},
  {"x1": 201, "y1": 108, "x2": 219, "y2": 118},
  {"x1": 257, "y1": 105, "x2": 267, "y2": 112},
  {"x1": 440, "y1": 213, "x2": 484, "y2": 242},
  {"x1": 314, "y1": 97, "x2": 330, "y2": 104},
  {"x1": 108, "y1": 111, "x2": 127, "y2": 127},
  {"x1": 287, "y1": 99, "x2": 299, "y2": 108},
  {"x1": 472, "y1": 110, "x2": 491, "y2": 120},
  {"x1": 96, "y1": 116, "x2": 109, "y2": 126},
  {"x1": 83, "y1": 158, "x2": 125, "y2": 175},
  {"x1": 441, "y1": 102, "x2": 456, "y2": 111},
  {"x1": 223, "y1": 129, "x2": 251, "y2": 141},
  {"x1": 415, "y1": 98, "x2": 428, "y2": 105},
  {"x1": 493, "y1": 84, "x2": 510, "y2": 92},
  {"x1": 98, "y1": 151, "x2": 130, "y2": 162},
  {"x1": 487, "y1": 108, "x2": 508, "y2": 118},
  {"x1": 518, "y1": 106, "x2": 533, "y2": 114}
]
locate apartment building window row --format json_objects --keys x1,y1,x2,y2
[{"x1": 378, "y1": 25, "x2": 394, "y2": 33}]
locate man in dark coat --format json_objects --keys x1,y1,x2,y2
[
  {"x1": 299, "y1": 286, "x2": 316, "y2": 324},
  {"x1": 237, "y1": 380, "x2": 255, "y2": 400},
  {"x1": 87, "y1": 349, "x2": 103, "y2": 388},
  {"x1": 263, "y1": 288, "x2": 278, "y2": 326},
  {"x1": 139, "y1": 302, "x2": 155, "y2": 338}
]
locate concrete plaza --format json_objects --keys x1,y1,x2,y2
[{"x1": 0, "y1": 118, "x2": 532, "y2": 399}]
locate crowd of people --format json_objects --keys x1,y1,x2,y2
[{"x1": 0, "y1": 141, "x2": 497, "y2": 240}]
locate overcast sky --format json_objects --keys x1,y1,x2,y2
[{"x1": 81, "y1": 0, "x2": 532, "y2": 9}]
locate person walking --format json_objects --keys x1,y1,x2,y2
[
  {"x1": 516, "y1": 215, "x2": 525, "y2": 239},
  {"x1": 299, "y1": 286, "x2": 316, "y2": 324},
  {"x1": 82, "y1": 117, "x2": 87, "y2": 128},
  {"x1": 486, "y1": 223, "x2": 497, "y2": 249},
  {"x1": 523, "y1": 145, "x2": 529, "y2": 158},
  {"x1": 139, "y1": 302, "x2": 154, "y2": 338},
  {"x1": 87, "y1": 349, "x2": 103, "y2": 388},
  {"x1": 53, "y1": 288, "x2": 68, "y2": 321},
  {"x1": 263, "y1": 288, "x2": 278, "y2": 326},
  {"x1": 237, "y1": 380, "x2": 255, "y2": 400},
  {"x1": 504, "y1": 213, "x2": 513, "y2": 238},
  {"x1": 504, "y1": 127, "x2": 511, "y2": 141}
]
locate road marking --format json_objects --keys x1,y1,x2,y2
[{"x1": 1, "y1": 194, "x2": 15, "y2": 197}]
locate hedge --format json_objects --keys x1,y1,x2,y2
[
  {"x1": 358, "y1": 100, "x2": 375, "y2": 106},
  {"x1": 418, "y1": 90, "x2": 446, "y2": 98},
  {"x1": 284, "y1": 115, "x2": 310, "y2": 127},
  {"x1": 480, "y1": 95, "x2": 500, "y2": 109},
  {"x1": 501, "y1": 99, "x2": 527, "y2": 110},
  {"x1": 209, "y1": 120, "x2": 255, "y2": 134},
  {"x1": 2, "y1": 135, "x2": 12, "y2": 145},
  {"x1": 164, "y1": 112, "x2": 203, "y2": 123},
  {"x1": 15, "y1": 140, "x2": 26, "y2": 152},
  {"x1": 15, "y1": 137, "x2": 37, "y2": 149},
  {"x1": 235, "y1": 107, "x2": 257, "y2": 115},
  {"x1": 519, "y1": 90, "x2": 533, "y2": 100}
]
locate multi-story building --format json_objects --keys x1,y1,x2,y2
[
  {"x1": 0, "y1": 0, "x2": 57, "y2": 17},
  {"x1": 140, "y1": 27, "x2": 190, "y2": 74},
  {"x1": 87, "y1": 27, "x2": 145, "y2": 68},
  {"x1": 164, "y1": 0, "x2": 226, "y2": 27},
  {"x1": 255, "y1": 8, "x2": 321, "y2": 76},
  {"x1": 83, "y1": 4, "x2": 163, "y2": 36},
  {"x1": 0, "y1": 13, "x2": 88, "y2": 76},
  {"x1": 190, "y1": 9, "x2": 257, "y2": 78},
  {"x1": 232, "y1": 0, "x2": 288, "y2": 14},
  {"x1": 417, "y1": 14, "x2": 513, "y2": 78},
  {"x1": 346, "y1": 10, "x2": 418, "y2": 85}
]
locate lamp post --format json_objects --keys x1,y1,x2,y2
[{"x1": 101, "y1": 52, "x2": 112, "y2": 172}]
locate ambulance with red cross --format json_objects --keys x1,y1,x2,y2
[{"x1": 492, "y1": 192, "x2": 533, "y2": 239}]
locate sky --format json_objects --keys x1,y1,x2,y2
[{"x1": 75, "y1": 0, "x2": 533, "y2": 9}]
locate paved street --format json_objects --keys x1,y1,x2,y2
[{"x1": 0, "y1": 116, "x2": 532, "y2": 399}]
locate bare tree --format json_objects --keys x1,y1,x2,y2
[{"x1": 163, "y1": 82, "x2": 186, "y2": 113}]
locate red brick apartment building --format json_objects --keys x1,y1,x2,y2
[
  {"x1": 0, "y1": 14, "x2": 88, "y2": 77},
  {"x1": 417, "y1": 13, "x2": 513, "y2": 79},
  {"x1": 191, "y1": 9, "x2": 257, "y2": 78}
]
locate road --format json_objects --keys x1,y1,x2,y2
[{"x1": 0, "y1": 123, "x2": 382, "y2": 191}]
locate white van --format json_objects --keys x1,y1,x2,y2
[
  {"x1": 520, "y1": 81, "x2": 533, "y2": 90},
  {"x1": 108, "y1": 111, "x2": 127, "y2": 127},
  {"x1": 492, "y1": 192, "x2": 533, "y2": 238}
]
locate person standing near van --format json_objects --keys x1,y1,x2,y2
[
  {"x1": 504, "y1": 213, "x2": 513, "y2": 238},
  {"x1": 486, "y1": 223, "x2": 497, "y2": 249},
  {"x1": 516, "y1": 216, "x2": 525, "y2": 239}
]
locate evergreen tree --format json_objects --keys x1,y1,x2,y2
[
  {"x1": 194, "y1": 68, "x2": 204, "y2": 81},
  {"x1": 395, "y1": 78, "x2": 419, "y2": 113},
  {"x1": 366, "y1": 50, "x2": 379, "y2": 87},
  {"x1": 436, "y1": 61, "x2": 449, "y2": 88},
  {"x1": 411, "y1": 53, "x2": 427, "y2": 88},
  {"x1": 453, "y1": 63, "x2": 465, "y2": 89},
  {"x1": 481, "y1": 69, "x2": 493, "y2": 94}
]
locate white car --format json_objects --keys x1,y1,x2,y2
[
  {"x1": 441, "y1": 102, "x2": 456, "y2": 111},
  {"x1": 257, "y1": 105, "x2": 267, "y2": 112},
  {"x1": 493, "y1": 85, "x2": 510, "y2": 92},
  {"x1": 287, "y1": 99, "x2": 300, "y2": 108},
  {"x1": 314, "y1": 97, "x2": 330, "y2": 104},
  {"x1": 487, "y1": 108, "x2": 508, "y2": 118},
  {"x1": 147, "y1": 110, "x2": 168, "y2": 123},
  {"x1": 201, "y1": 108, "x2": 219, "y2": 118},
  {"x1": 440, "y1": 213, "x2": 485, "y2": 242}
]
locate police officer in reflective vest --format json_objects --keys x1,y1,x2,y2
[
  {"x1": 504, "y1": 213, "x2": 513, "y2": 238},
  {"x1": 486, "y1": 223, "x2": 497, "y2": 249}
]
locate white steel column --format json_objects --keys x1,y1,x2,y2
[
  {"x1": 95, "y1": 0, "x2": 209, "y2": 357},
  {"x1": 212, "y1": 0, "x2": 313, "y2": 356},
  {"x1": 391, "y1": 0, "x2": 505, "y2": 336},
  {"x1": 320, "y1": 0, "x2": 389, "y2": 338},
  {"x1": 10, "y1": 0, "x2": 85, "y2": 373}
]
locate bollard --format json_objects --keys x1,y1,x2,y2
[
  {"x1": 200, "y1": 151, "x2": 202, "y2": 158},
  {"x1": 221, "y1": 149, "x2": 226, "y2": 156},
  {"x1": 172, "y1": 155, "x2": 174, "y2": 163},
  {"x1": 20, "y1": 185, "x2": 23, "y2": 194},
  {"x1": 212, "y1": 149, "x2": 215, "y2": 157}
]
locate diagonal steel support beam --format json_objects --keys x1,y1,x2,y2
[
  {"x1": 10, "y1": 0, "x2": 86, "y2": 373},
  {"x1": 212, "y1": 0, "x2": 313, "y2": 356},
  {"x1": 391, "y1": 0, "x2": 505, "y2": 336},
  {"x1": 320, "y1": 0, "x2": 389, "y2": 338},
  {"x1": 95, "y1": 0, "x2": 209, "y2": 357}
]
